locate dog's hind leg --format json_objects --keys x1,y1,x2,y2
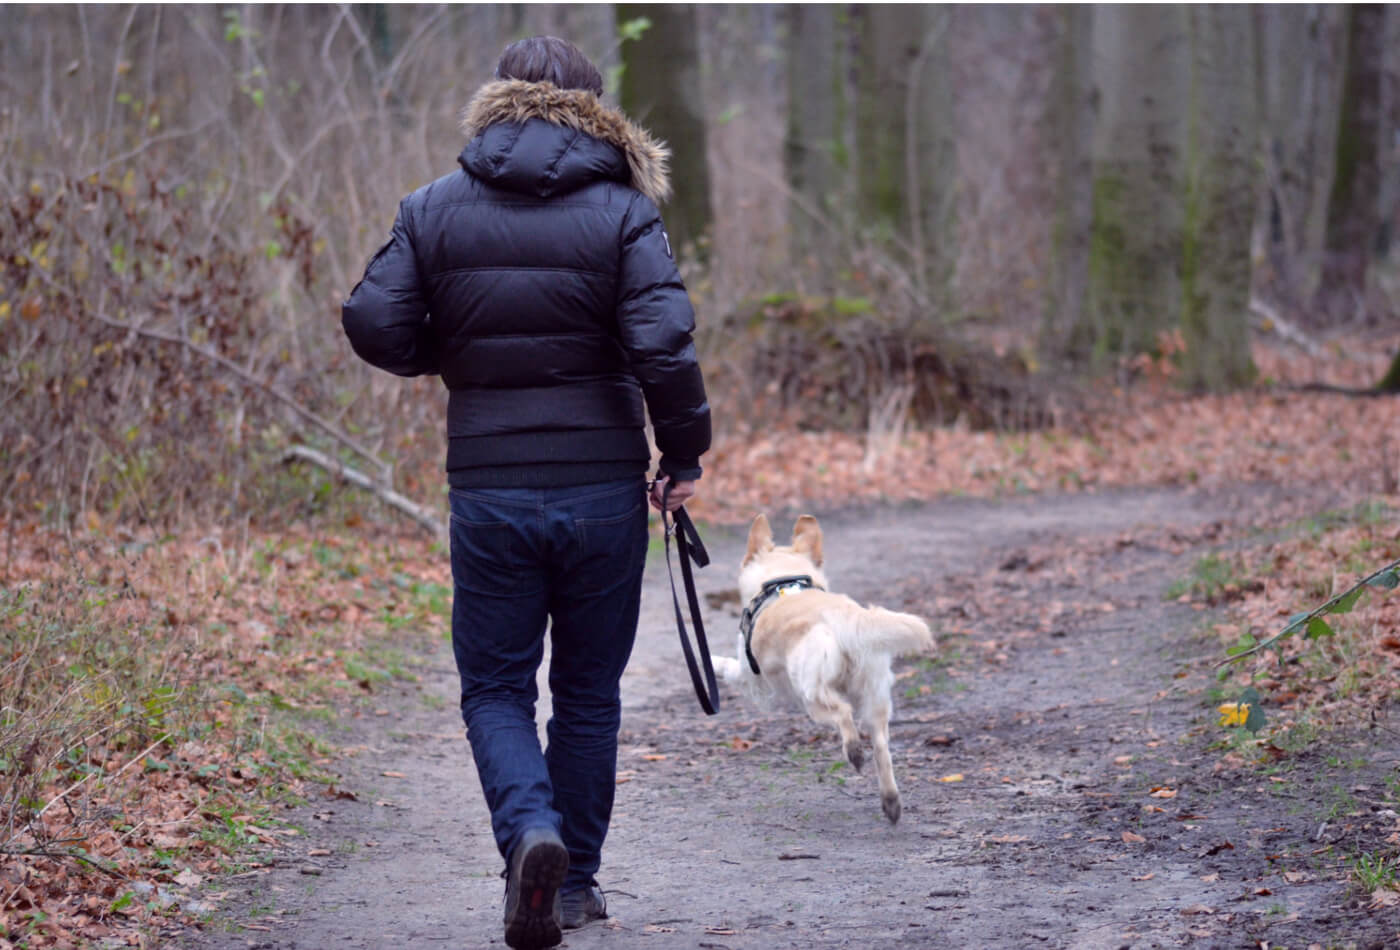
[
  {"x1": 803, "y1": 690, "x2": 864, "y2": 772},
  {"x1": 866, "y1": 701, "x2": 901, "y2": 823},
  {"x1": 790, "y1": 635, "x2": 865, "y2": 770}
]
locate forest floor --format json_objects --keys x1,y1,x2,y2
[
  {"x1": 6, "y1": 338, "x2": 1400, "y2": 950},
  {"x1": 177, "y1": 481, "x2": 1400, "y2": 950}
]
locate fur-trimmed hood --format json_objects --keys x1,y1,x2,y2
[{"x1": 459, "y1": 79, "x2": 670, "y2": 206}]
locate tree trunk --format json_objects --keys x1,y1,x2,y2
[
  {"x1": 784, "y1": 3, "x2": 849, "y2": 277},
  {"x1": 1254, "y1": 5, "x2": 1346, "y2": 307},
  {"x1": 617, "y1": 4, "x2": 713, "y2": 260},
  {"x1": 1314, "y1": 4, "x2": 1385, "y2": 323},
  {"x1": 1042, "y1": 4, "x2": 1095, "y2": 362},
  {"x1": 1075, "y1": 5, "x2": 1191, "y2": 365},
  {"x1": 851, "y1": 5, "x2": 955, "y2": 310},
  {"x1": 1179, "y1": 5, "x2": 1258, "y2": 390}
]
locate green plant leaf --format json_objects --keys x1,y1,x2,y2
[
  {"x1": 1305, "y1": 617, "x2": 1334, "y2": 639},
  {"x1": 1327, "y1": 587, "x2": 1365, "y2": 615},
  {"x1": 1366, "y1": 569, "x2": 1399, "y2": 591},
  {"x1": 1244, "y1": 702, "x2": 1267, "y2": 734},
  {"x1": 1226, "y1": 631, "x2": 1257, "y2": 657},
  {"x1": 618, "y1": 16, "x2": 652, "y2": 42}
]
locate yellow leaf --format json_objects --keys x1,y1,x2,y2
[
  {"x1": 1217, "y1": 703, "x2": 1250, "y2": 727},
  {"x1": 938, "y1": 773, "x2": 964, "y2": 783}
]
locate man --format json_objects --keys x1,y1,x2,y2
[{"x1": 342, "y1": 36, "x2": 710, "y2": 950}]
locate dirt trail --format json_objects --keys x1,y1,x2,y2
[{"x1": 186, "y1": 486, "x2": 1400, "y2": 950}]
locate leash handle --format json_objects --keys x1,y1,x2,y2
[{"x1": 660, "y1": 479, "x2": 720, "y2": 715}]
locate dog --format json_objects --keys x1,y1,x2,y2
[{"x1": 711, "y1": 513, "x2": 934, "y2": 823}]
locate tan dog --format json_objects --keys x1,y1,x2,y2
[{"x1": 712, "y1": 514, "x2": 934, "y2": 823}]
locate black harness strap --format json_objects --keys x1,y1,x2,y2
[
  {"x1": 660, "y1": 481, "x2": 721, "y2": 715},
  {"x1": 737, "y1": 575, "x2": 822, "y2": 675}
]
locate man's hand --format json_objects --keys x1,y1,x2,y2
[{"x1": 649, "y1": 476, "x2": 696, "y2": 513}]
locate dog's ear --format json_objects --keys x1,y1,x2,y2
[
  {"x1": 743, "y1": 514, "x2": 774, "y2": 564},
  {"x1": 792, "y1": 515, "x2": 823, "y2": 567}
]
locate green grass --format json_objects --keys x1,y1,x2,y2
[
  {"x1": 1352, "y1": 851, "x2": 1397, "y2": 892},
  {"x1": 1165, "y1": 552, "x2": 1250, "y2": 602}
]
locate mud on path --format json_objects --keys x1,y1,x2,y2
[{"x1": 186, "y1": 486, "x2": 1400, "y2": 950}]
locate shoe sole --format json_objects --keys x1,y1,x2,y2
[{"x1": 504, "y1": 839, "x2": 569, "y2": 950}]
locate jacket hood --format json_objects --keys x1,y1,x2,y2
[{"x1": 459, "y1": 79, "x2": 671, "y2": 206}]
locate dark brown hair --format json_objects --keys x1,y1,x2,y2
[{"x1": 495, "y1": 36, "x2": 604, "y2": 96}]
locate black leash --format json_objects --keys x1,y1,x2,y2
[{"x1": 659, "y1": 480, "x2": 721, "y2": 715}]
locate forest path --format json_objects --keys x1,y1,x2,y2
[{"x1": 185, "y1": 484, "x2": 1399, "y2": 950}]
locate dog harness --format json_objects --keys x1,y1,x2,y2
[{"x1": 737, "y1": 575, "x2": 822, "y2": 675}]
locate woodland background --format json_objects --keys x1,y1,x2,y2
[
  {"x1": 3, "y1": 5, "x2": 1400, "y2": 947},
  {"x1": 3, "y1": 3, "x2": 1399, "y2": 529}
]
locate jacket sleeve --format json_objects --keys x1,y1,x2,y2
[
  {"x1": 616, "y1": 194, "x2": 711, "y2": 481},
  {"x1": 341, "y1": 199, "x2": 438, "y2": 377}
]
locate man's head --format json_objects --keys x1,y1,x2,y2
[{"x1": 495, "y1": 36, "x2": 604, "y2": 97}]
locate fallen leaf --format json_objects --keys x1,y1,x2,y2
[
  {"x1": 1200, "y1": 873, "x2": 1220, "y2": 883},
  {"x1": 1179, "y1": 904, "x2": 1215, "y2": 916},
  {"x1": 1149, "y1": 787, "x2": 1178, "y2": 799},
  {"x1": 1131, "y1": 872, "x2": 1155, "y2": 881},
  {"x1": 1121, "y1": 831, "x2": 1146, "y2": 844},
  {"x1": 1370, "y1": 887, "x2": 1400, "y2": 908},
  {"x1": 938, "y1": 773, "x2": 965, "y2": 783},
  {"x1": 173, "y1": 868, "x2": 202, "y2": 888},
  {"x1": 642, "y1": 754, "x2": 667, "y2": 761},
  {"x1": 1113, "y1": 755, "x2": 1133, "y2": 765}
]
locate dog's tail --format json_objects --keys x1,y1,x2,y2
[{"x1": 850, "y1": 606, "x2": 934, "y2": 657}]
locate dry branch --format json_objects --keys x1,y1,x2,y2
[{"x1": 281, "y1": 444, "x2": 444, "y2": 537}]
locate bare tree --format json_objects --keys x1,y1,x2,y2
[
  {"x1": 1180, "y1": 5, "x2": 1258, "y2": 390},
  {"x1": 1314, "y1": 4, "x2": 1387, "y2": 324},
  {"x1": 617, "y1": 3, "x2": 714, "y2": 259},
  {"x1": 1074, "y1": 5, "x2": 1191, "y2": 364}
]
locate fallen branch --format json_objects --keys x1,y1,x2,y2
[
  {"x1": 282, "y1": 444, "x2": 445, "y2": 538},
  {"x1": 1249, "y1": 297, "x2": 1323, "y2": 358},
  {"x1": 84, "y1": 303, "x2": 392, "y2": 483}
]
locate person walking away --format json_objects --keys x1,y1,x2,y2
[{"x1": 341, "y1": 35, "x2": 711, "y2": 950}]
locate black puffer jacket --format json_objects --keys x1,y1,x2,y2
[{"x1": 342, "y1": 80, "x2": 710, "y2": 487}]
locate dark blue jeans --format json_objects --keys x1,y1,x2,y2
[{"x1": 449, "y1": 477, "x2": 648, "y2": 893}]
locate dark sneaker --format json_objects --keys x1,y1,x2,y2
[
  {"x1": 503, "y1": 827, "x2": 569, "y2": 950},
  {"x1": 560, "y1": 882, "x2": 607, "y2": 930}
]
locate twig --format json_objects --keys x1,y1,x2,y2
[
  {"x1": 0, "y1": 842, "x2": 127, "y2": 879},
  {"x1": 1249, "y1": 297, "x2": 1323, "y2": 358},
  {"x1": 34, "y1": 737, "x2": 166, "y2": 820},
  {"x1": 1217, "y1": 557, "x2": 1400, "y2": 668},
  {"x1": 282, "y1": 445, "x2": 445, "y2": 538}
]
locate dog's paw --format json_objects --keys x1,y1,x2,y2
[
  {"x1": 844, "y1": 741, "x2": 864, "y2": 772},
  {"x1": 882, "y1": 792, "x2": 901, "y2": 825}
]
